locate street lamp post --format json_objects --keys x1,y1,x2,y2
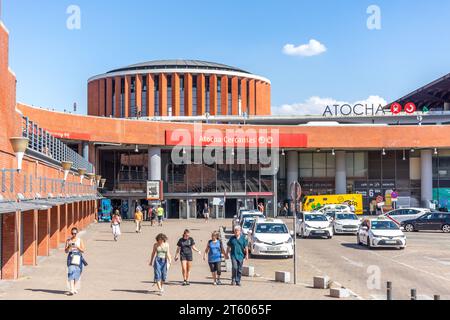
[{"x1": 290, "y1": 181, "x2": 302, "y2": 285}]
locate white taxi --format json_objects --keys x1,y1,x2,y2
[
  {"x1": 297, "y1": 212, "x2": 333, "y2": 239},
  {"x1": 357, "y1": 218, "x2": 406, "y2": 250},
  {"x1": 248, "y1": 218, "x2": 294, "y2": 258}
]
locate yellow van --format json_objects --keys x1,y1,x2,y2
[{"x1": 302, "y1": 194, "x2": 364, "y2": 215}]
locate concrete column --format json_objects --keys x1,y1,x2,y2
[
  {"x1": 149, "y1": 147, "x2": 162, "y2": 181},
  {"x1": 335, "y1": 151, "x2": 347, "y2": 194},
  {"x1": 444, "y1": 102, "x2": 450, "y2": 111},
  {"x1": 287, "y1": 151, "x2": 299, "y2": 199},
  {"x1": 421, "y1": 149, "x2": 433, "y2": 207},
  {"x1": 82, "y1": 142, "x2": 89, "y2": 161}
]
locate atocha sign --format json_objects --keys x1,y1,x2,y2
[{"x1": 323, "y1": 102, "x2": 417, "y2": 117}]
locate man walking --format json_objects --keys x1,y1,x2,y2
[
  {"x1": 226, "y1": 226, "x2": 249, "y2": 286},
  {"x1": 157, "y1": 205, "x2": 165, "y2": 227}
]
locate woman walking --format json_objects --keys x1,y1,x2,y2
[
  {"x1": 150, "y1": 233, "x2": 172, "y2": 295},
  {"x1": 134, "y1": 207, "x2": 143, "y2": 233},
  {"x1": 65, "y1": 227, "x2": 86, "y2": 296},
  {"x1": 204, "y1": 231, "x2": 226, "y2": 285},
  {"x1": 175, "y1": 229, "x2": 201, "y2": 286},
  {"x1": 111, "y1": 210, "x2": 122, "y2": 241}
]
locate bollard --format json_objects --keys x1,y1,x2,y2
[
  {"x1": 434, "y1": 295, "x2": 440, "y2": 301},
  {"x1": 386, "y1": 282, "x2": 392, "y2": 300},
  {"x1": 411, "y1": 289, "x2": 417, "y2": 301}
]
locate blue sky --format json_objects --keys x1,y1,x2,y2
[{"x1": 3, "y1": 0, "x2": 450, "y2": 115}]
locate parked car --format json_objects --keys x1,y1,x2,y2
[
  {"x1": 296, "y1": 212, "x2": 333, "y2": 239},
  {"x1": 382, "y1": 208, "x2": 431, "y2": 225},
  {"x1": 248, "y1": 218, "x2": 294, "y2": 258},
  {"x1": 331, "y1": 212, "x2": 361, "y2": 234},
  {"x1": 232, "y1": 210, "x2": 264, "y2": 230},
  {"x1": 401, "y1": 212, "x2": 450, "y2": 233},
  {"x1": 357, "y1": 217, "x2": 406, "y2": 250}
]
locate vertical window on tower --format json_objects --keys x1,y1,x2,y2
[
  {"x1": 180, "y1": 75, "x2": 185, "y2": 116},
  {"x1": 217, "y1": 78, "x2": 222, "y2": 115},
  {"x1": 120, "y1": 77, "x2": 125, "y2": 118},
  {"x1": 247, "y1": 80, "x2": 250, "y2": 112},
  {"x1": 167, "y1": 75, "x2": 173, "y2": 117},
  {"x1": 154, "y1": 75, "x2": 160, "y2": 116},
  {"x1": 228, "y1": 78, "x2": 232, "y2": 115},
  {"x1": 205, "y1": 76, "x2": 210, "y2": 114},
  {"x1": 141, "y1": 75, "x2": 147, "y2": 117},
  {"x1": 192, "y1": 75, "x2": 198, "y2": 116},
  {"x1": 130, "y1": 76, "x2": 136, "y2": 117},
  {"x1": 112, "y1": 79, "x2": 116, "y2": 116}
]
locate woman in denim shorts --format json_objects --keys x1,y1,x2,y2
[{"x1": 150, "y1": 233, "x2": 172, "y2": 295}]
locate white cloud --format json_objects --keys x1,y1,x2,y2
[
  {"x1": 272, "y1": 95, "x2": 387, "y2": 116},
  {"x1": 283, "y1": 39, "x2": 327, "y2": 57}
]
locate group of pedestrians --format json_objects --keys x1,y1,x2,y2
[
  {"x1": 141, "y1": 210, "x2": 242, "y2": 296},
  {"x1": 147, "y1": 225, "x2": 248, "y2": 295},
  {"x1": 64, "y1": 208, "x2": 248, "y2": 296}
]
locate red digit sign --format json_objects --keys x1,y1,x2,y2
[
  {"x1": 404, "y1": 102, "x2": 417, "y2": 114},
  {"x1": 390, "y1": 103, "x2": 402, "y2": 115}
]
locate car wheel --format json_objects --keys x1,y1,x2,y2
[
  {"x1": 404, "y1": 224, "x2": 415, "y2": 232},
  {"x1": 442, "y1": 224, "x2": 450, "y2": 233}
]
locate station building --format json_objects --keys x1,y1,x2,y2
[
  {"x1": 17, "y1": 63, "x2": 450, "y2": 220},
  {"x1": 3, "y1": 6, "x2": 450, "y2": 258}
]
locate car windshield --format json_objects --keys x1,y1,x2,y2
[
  {"x1": 255, "y1": 223, "x2": 288, "y2": 234},
  {"x1": 336, "y1": 214, "x2": 358, "y2": 220},
  {"x1": 242, "y1": 219, "x2": 255, "y2": 228},
  {"x1": 305, "y1": 215, "x2": 328, "y2": 222},
  {"x1": 371, "y1": 220, "x2": 399, "y2": 230}
]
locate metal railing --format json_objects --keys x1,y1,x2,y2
[{"x1": 22, "y1": 116, "x2": 94, "y2": 173}]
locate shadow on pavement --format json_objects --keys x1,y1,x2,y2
[
  {"x1": 25, "y1": 289, "x2": 67, "y2": 295},
  {"x1": 341, "y1": 243, "x2": 401, "y2": 251},
  {"x1": 111, "y1": 289, "x2": 152, "y2": 294},
  {"x1": 340, "y1": 243, "x2": 369, "y2": 250}
]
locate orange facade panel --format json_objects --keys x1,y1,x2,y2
[
  {"x1": 185, "y1": 73, "x2": 193, "y2": 116},
  {"x1": 147, "y1": 75, "x2": 155, "y2": 117},
  {"x1": 210, "y1": 75, "x2": 218, "y2": 116},
  {"x1": 114, "y1": 77, "x2": 121, "y2": 118},
  {"x1": 231, "y1": 77, "x2": 239, "y2": 115},
  {"x1": 173, "y1": 73, "x2": 180, "y2": 116},
  {"x1": 241, "y1": 78, "x2": 248, "y2": 115},
  {"x1": 221, "y1": 75, "x2": 228, "y2": 115},
  {"x1": 197, "y1": 74, "x2": 206, "y2": 116},
  {"x1": 106, "y1": 78, "x2": 113, "y2": 116},
  {"x1": 99, "y1": 79, "x2": 106, "y2": 117},
  {"x1": 248, "y1": 79, "x2": 255, "y2": 115},
  {"x1": 136, "y1": 75, "x2": 142, "y2": 116},
  {"x1": 124, "y1": 76, "x2": 130, "y2": 118}
]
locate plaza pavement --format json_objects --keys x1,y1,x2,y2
[{"x1": 0, "y1": 219, "x2": 353, "y2": 300}]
